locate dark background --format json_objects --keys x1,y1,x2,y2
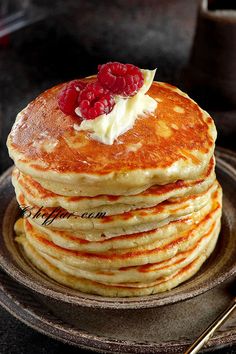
[{"x1": 0, "y1": 0, "x2": 235, "y2": 353}]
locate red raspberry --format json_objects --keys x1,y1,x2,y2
[
  {"x1": 58, "y1": 80, "x2": 86, "y2": 115},
  {"x1": 97, "y1": 62, "x2": 144, "y2": 96},
  {"x1": 77, "y1": 81, "x2": 115, "y2": 120}
]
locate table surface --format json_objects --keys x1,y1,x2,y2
[{"x1": 0, "y1": 1, "x2": 235, "y2": 353}]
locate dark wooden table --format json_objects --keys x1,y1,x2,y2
[{"x1": 0, "y1": 1, "x2": 235, "y2": 353}]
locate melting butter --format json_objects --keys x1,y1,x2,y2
[{"x1": 74, "y1": 69, "x2": 157, "y2": 145}]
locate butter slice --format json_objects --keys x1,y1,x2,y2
[{"x1": 74, "y1": 69, "x2": 157, "y2": 145}]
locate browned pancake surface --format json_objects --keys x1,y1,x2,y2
[{"x1": 9, "y1": 80, "x2": 214, "y2": 175}]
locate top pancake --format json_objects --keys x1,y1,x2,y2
[{"x1": 7, "y1": 79, "x2": 217, "y2": 196}]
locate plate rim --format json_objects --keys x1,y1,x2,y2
[{"x1": 0, "y1": 147, "x2": 236, "y2": 310}]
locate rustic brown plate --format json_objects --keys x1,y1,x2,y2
[
  {"x1": 0, "y1": 147, "x2": 236, "y2": 310},
  {"x1": 0, "y1": 250, "x2": 236, "y2": 354}
]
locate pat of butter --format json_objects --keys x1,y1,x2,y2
[{"x1": 74, "y1": 69, "x2": 157, "y2": 145}]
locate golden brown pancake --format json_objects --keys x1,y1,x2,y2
[
  {"x1": 25, "y1": 201, "x2": 214, "y2": 250},
  {"x1": 27, "y1": 186, "x2": 220, "y2": 253},
  {"x1": 7, "y1": 80, "x2": 217, "y2": 196},
  {"x1": 17, "y1": 185, "x2": 221, "y2": 271},
  {"x1": 14, "y1": 180, "x2": 219, "y2": 237},
  {"x1": 16, "y1": 221, "x2": 220, "y2": 296},
  {"x1": 12, "y1": 156, "x2": 215, "y2": 215},
  {"x1": 36, "y1": 224, "x2": 218, "y2": 284}
]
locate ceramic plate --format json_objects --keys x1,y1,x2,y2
[{"x1": 0, "y1": 267, "x2": 236, "y2": 353}]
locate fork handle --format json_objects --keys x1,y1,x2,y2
[{"x1": 184, "y1": 299, "x2": 236, "y2": 354}]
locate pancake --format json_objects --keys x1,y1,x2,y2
[
  {"x1": 14, "y1": 180, "x2": 219, "y2": 237},
  {"x1": 23, "y1": 184, "x2": 220, "y2": 251},
  {"x1": 26, "y1": 201, "x2": 213, "y2": 249},
  {"x1": 18, "y1": 186, "x2": 221, "y2": 271},
  {"x1": 7, "y1": 80, "x2": 217, "y2": 196},
  {"x1": 16, "y1": 221, "x2": 220, "y2": 296},
  {"x1": 36, "y1": 222, "x2": 218, "y2": 284},
  {"x1": 12, "y1": 156, "x2": 215, "y2": 215}
]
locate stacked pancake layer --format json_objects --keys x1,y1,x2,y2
[{"x1": 7, "y1": 80, "x2": 222, "y2": 297}]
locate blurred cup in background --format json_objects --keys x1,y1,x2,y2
[{"x1": 184, "y1": 0, "x2": 236, "y2": 110}]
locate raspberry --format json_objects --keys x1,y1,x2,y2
[
  {"x1": 77, "y1": 81, "x2": 115, "y2": 120},
  {"x1": 97, "y1": 62, "x2": 144, "y2": 96},
  {"x1": 58, "y1": 80, "x2": 86, "y2": 115}
]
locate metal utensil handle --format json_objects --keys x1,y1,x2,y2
[{"x1": 184, "y1": 298, "x2": 236, "y2": 354}]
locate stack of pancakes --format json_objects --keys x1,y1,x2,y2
[{"x1": 7, "y1": 80, "x2": 222, "y2": 297}]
